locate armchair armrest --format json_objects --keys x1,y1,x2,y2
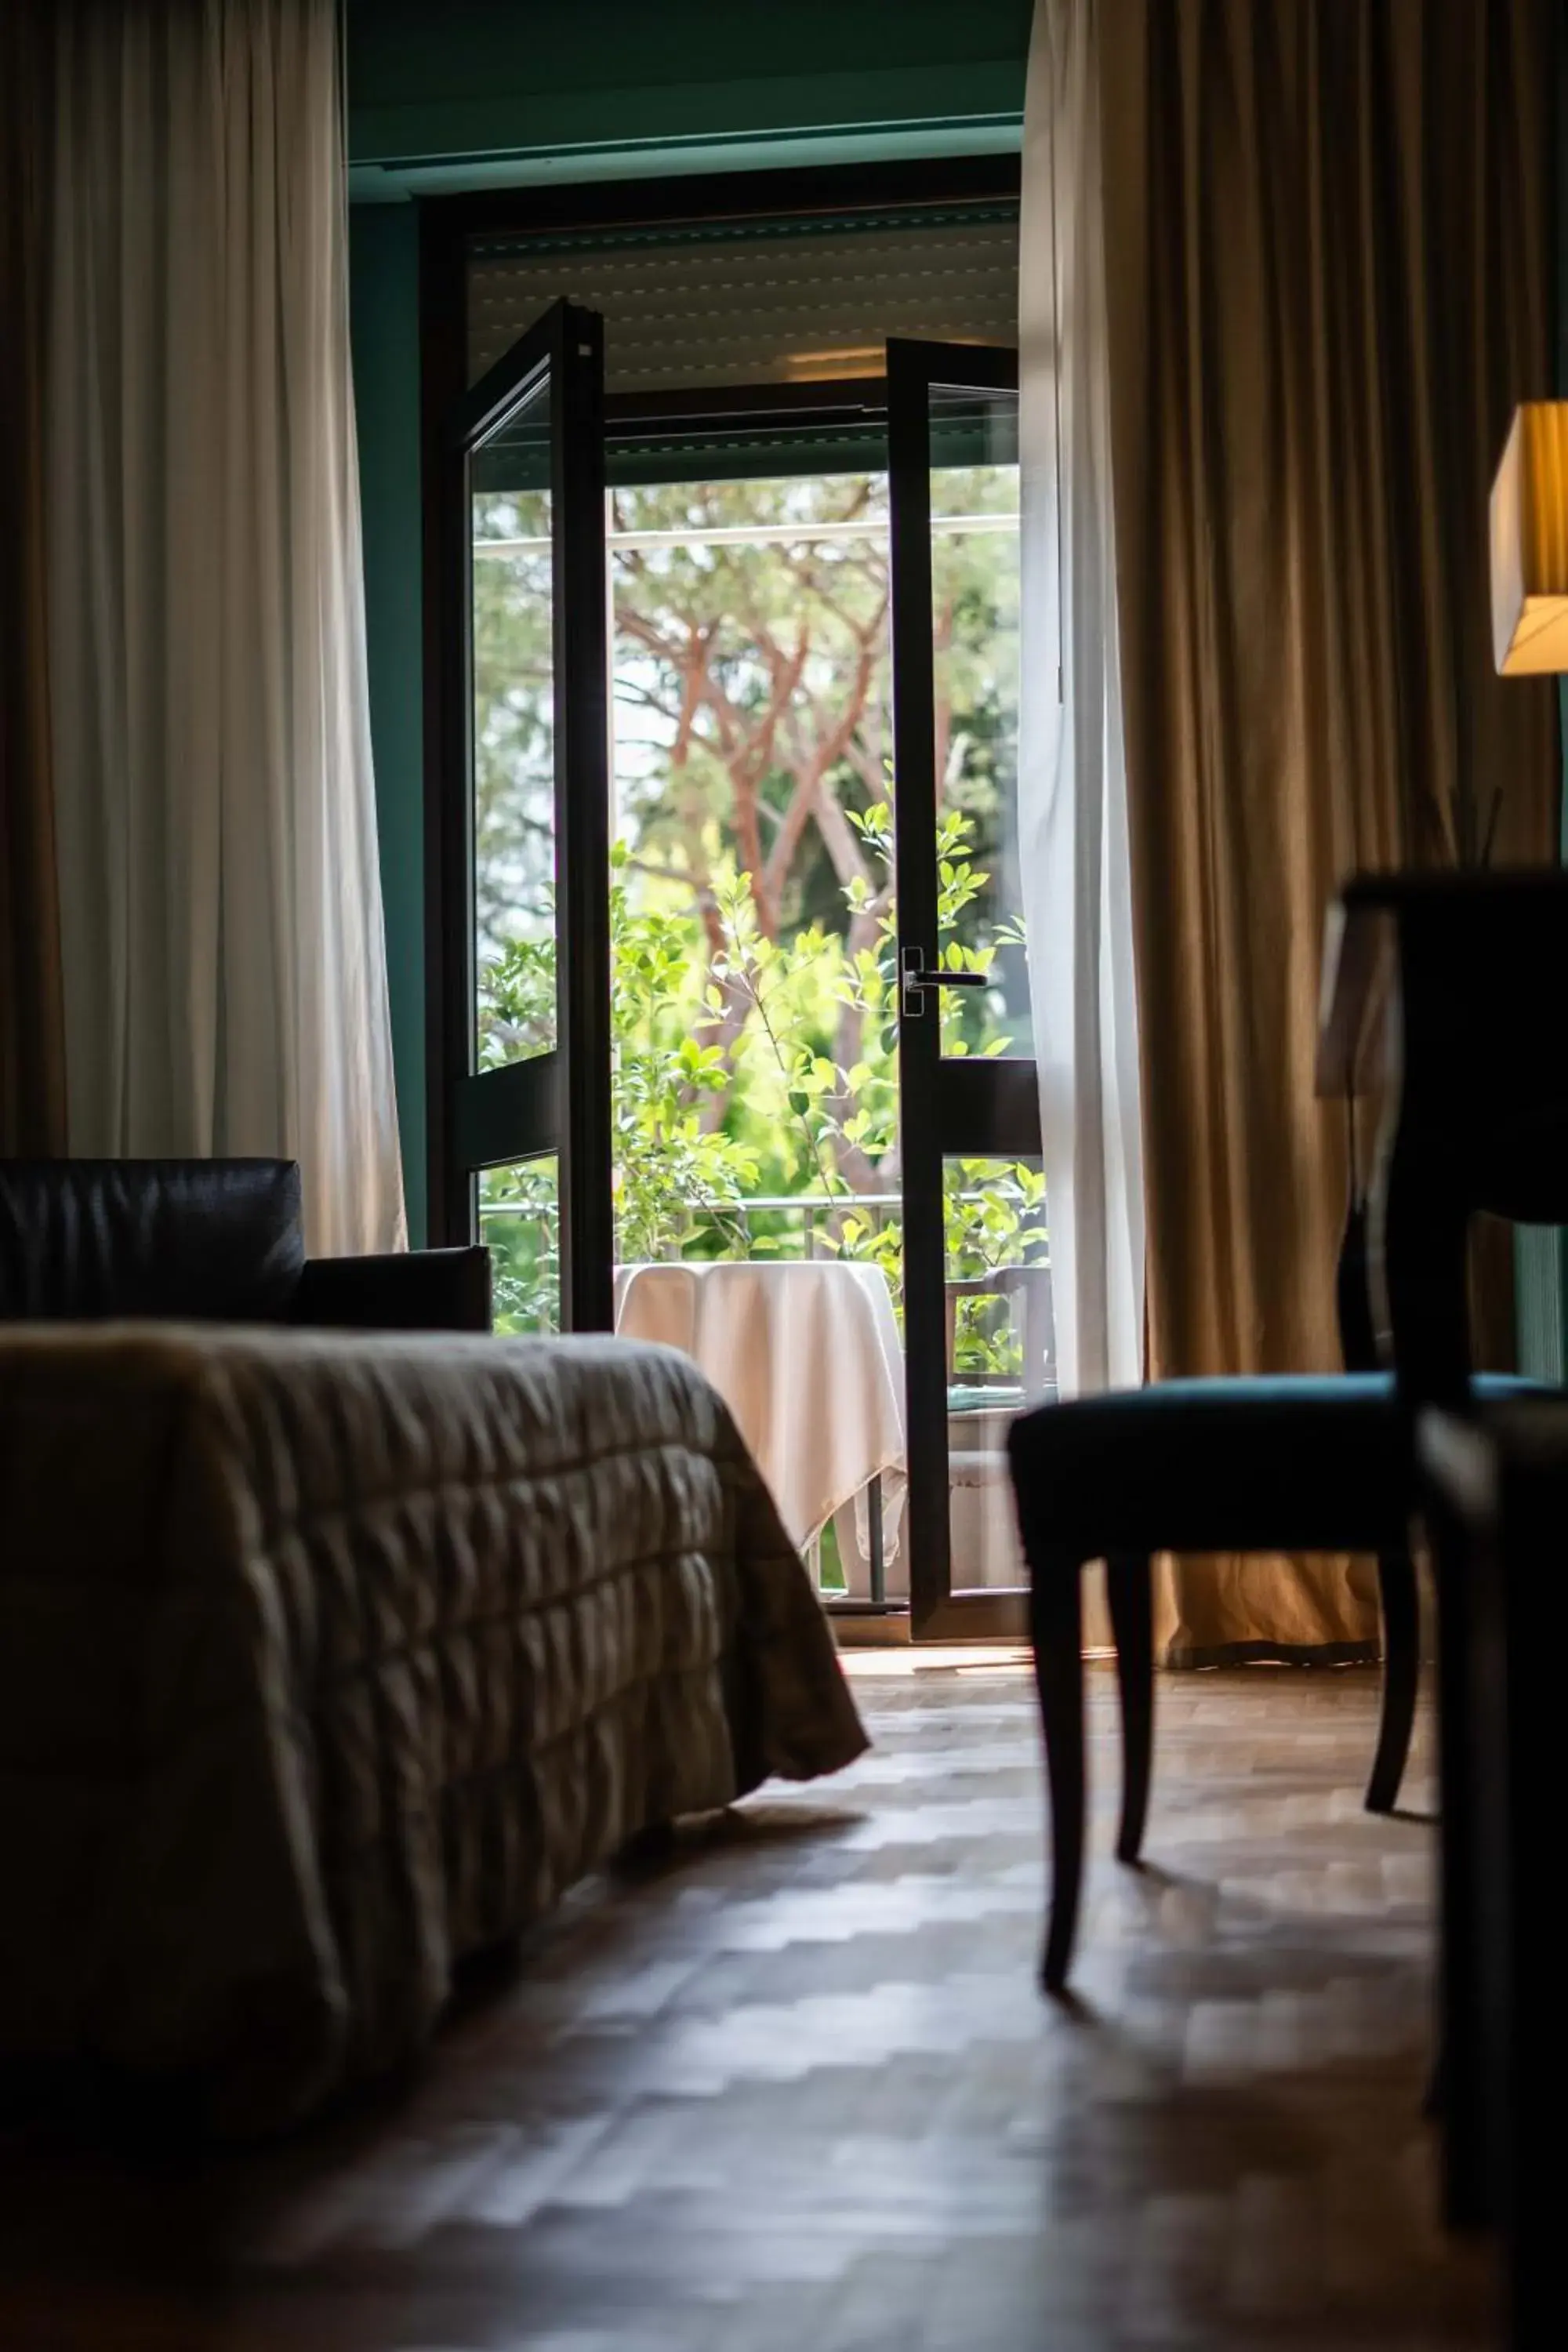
[{"x1": 292, "y1": 1247, "x2": 492, "y2": 1333}]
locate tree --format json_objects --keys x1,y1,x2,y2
[{"x1": 474, "y1": 466, "x2": 1022, "y2": 1134}]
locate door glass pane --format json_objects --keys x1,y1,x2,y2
[
  {"x1": 480, "y1": 1156, "x2": 560, "y2": 1334},
  {"x1": 928, "y1": 387, "x2": 1030, "y2": 1062},
  {"x1": 945, "y1": 1152, "x2": 1053, "y2": 1592},
  {"x1": 472, "y1": 372, "x2": 557, "y2": 1069}
]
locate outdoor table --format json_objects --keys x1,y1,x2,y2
[{"x1": 614, "y1": 1258, "x2": 907, "y2": 1600}]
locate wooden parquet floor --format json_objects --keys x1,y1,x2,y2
[{"x1": 0, "y1": 1661, "x2": 1497, "y2": 2351}]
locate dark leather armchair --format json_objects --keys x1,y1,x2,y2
[{"x1": 0, "y1": 1158, "x2": 491, "y2": 1331}]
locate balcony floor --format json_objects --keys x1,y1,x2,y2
[{"x1": 1, "y1": 1661, "x2": 1492, "y2": 2350}]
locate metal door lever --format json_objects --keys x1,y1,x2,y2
[{"x1": 901, "y1": 946, "x2": 989, "y2": 1018}]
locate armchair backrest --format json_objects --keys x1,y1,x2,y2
[{"x1": 0, "y1": 1159, "x2": 306, "y2": 1323}]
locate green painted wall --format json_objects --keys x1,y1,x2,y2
[
  {"x1": 347, "y1": 2, "x2": 1031, "y2": 1229},
  {"x1": 350, "y1": 203, "x2": 427, "y2": 1243}
]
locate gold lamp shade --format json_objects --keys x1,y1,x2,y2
[{"x1": 1491, "y1": 401, "x2": 1568, "y2": 675}]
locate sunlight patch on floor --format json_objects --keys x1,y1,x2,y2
[{"x1": 838, "y1": 1643, "x2": 1033, "y2": 1677}]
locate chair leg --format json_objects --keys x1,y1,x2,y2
[
  {"x1": 1432, "y1": 1524, "x2": 1491, "y2": 2229},
  {"x1": 1366, "y1": 1546, "x2": 1419, "y2": 1814},
  {"x1": 1030, "y1": 1548, "x2": 1086, "y2": 1994},
  {"x1": 1105, "y1": 1552, "x2": 1155, "y2": 1864}
]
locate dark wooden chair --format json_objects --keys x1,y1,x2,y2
[
  {"x1": 1321, "y1": 873, "x2": 1568, "y2": 2230},
  {"x1": 1007, "y1": 1192, "x2": 1541, "y2": 1993}
]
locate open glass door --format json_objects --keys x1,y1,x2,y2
[
  {"x1": 888, "y1": 339, "x2": 1050, "y2": 1639},
  {"x1": 442, "y1": 299, "x2": 613, "y2": 1330}
]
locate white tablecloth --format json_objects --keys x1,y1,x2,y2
[{"x1": 614, "y1": 1261, "x2": 907, "y2": 1576}]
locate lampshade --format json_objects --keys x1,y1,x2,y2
[{"x1": 1490, "y1": 401, "x2": 1568, "y2": 675}]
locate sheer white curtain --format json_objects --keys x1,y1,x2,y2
[
  {"x1": 1018, "y1": 0, "x2": 1145, "y2": 1397},
  {"x1": 45, "y1": 0, "x2": 404, "y2": 1254}
]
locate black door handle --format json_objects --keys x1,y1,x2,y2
[{"x1": 901, "y1": 946, "x2": 989, "y2": 1018}]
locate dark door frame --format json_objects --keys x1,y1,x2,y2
[
  {"x1": 433, "y1": 297, "x2": 614, "y2": 1330},
  {"x1": 887, "y1": 336, "x2": 1040, "y2": 1641}
]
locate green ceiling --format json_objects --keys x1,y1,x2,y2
[{"x1": 347, "y1": 0, "x2": 1031, "y2": 198}]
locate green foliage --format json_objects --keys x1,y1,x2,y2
[
  {"x1": 942, "y1": 1158, "x2": 1049, "y2": 1376},
  {"x1": 478, "y1": 811, "x2": 1046, "y2": 1371},
  {"x1": 480, "y1": 1157, "x2": 559, "y2": 1334},
  {"x1": 478, "y1": 841, "x2": 763, "y2": 1332}
]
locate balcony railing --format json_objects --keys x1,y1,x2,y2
[
  {"x1": 479, "y1": 1186, "x2": 1055, "y2": 1382},
  {"x1": 666, "y1": 1189, "x2": 904, "y2": 1261}
]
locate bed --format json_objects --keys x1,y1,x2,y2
[{"x1": 0, "y1": 1324, "x2": 867, "y2": 2133}]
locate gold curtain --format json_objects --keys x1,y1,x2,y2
[
  {"x1": 1099, "y1": 0, "x2": 1559, "y2": 1660},
  {"x1": 0, "y1": 0, "x2": 66, "y2": 1155}
]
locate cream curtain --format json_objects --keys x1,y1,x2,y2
[
  {"x1": 1098, "y1": 0, "x2": 1559, "y2": 1658},
  {"x1": 1019, "y1": 0, "x2": 1146, "y2": 1410},
  {"x1": 44, "y1": 0, "x2": 405, "y2": 1252}
]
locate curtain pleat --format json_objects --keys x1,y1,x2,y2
[
  {"x1": 1099, "y1": 0, "x2": 1559, "y2": 1660},
  {"x1": 44, "y1": 0, "x2": 405, "y2": 1253},
  {"x1": 0, "y1": 1, "x2": 67, "y2": 1155},
  {"x1": 1019, "y1": 0, "x2": 1147, "y2": 1413}
]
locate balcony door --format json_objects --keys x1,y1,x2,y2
[
  {"x1": 432, "y1": 310, "x2": 1047, "y2": 1637},
  {"x1": 888, "y1": 339, "x2": 1047, "y2": 1640},
  {"x1": 437, "y1": 299, "x2": 613, "y2": 1331}
]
